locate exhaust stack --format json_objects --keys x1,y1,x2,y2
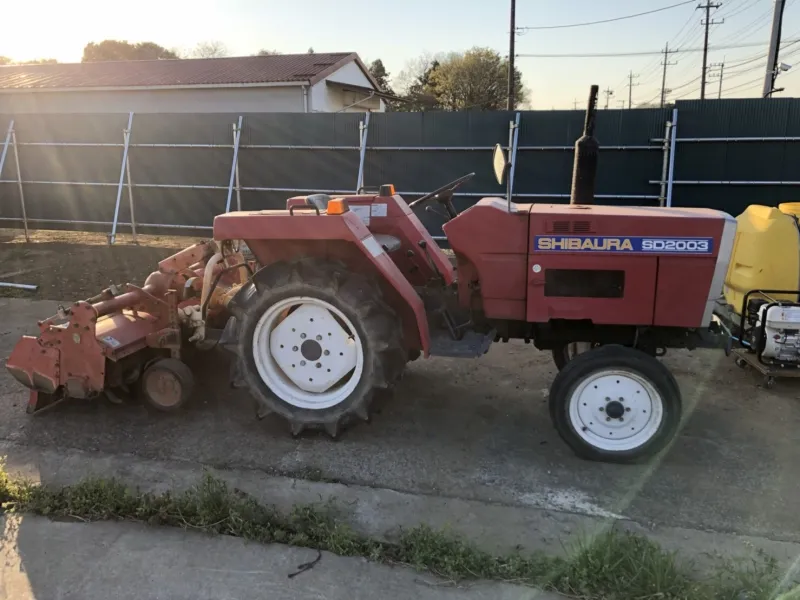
[{"x1": 570, "y1": 85, "x2": 600, "y2": 205}]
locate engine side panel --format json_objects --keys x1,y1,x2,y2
[
  {"x1": 442, "y1": 198, "x2": 530, "y2": 320},
  {"x1": 527, "y1": 204, "x2": 729, "y2": 327}
]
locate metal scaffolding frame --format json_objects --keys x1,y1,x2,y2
[{"x1": 0, "y1": 110, "x2": 676, "y2": 243}]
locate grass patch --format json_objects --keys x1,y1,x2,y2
[{"x1": 0, "y1": 464, "x2": 795, "y2": 599}]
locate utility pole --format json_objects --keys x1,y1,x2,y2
[
  {"x1": 698, "y1": 1, "x2": 723, "y2": 100},
  {"x1": 507, "y1": 0, "x2": 516, "y2": 110},
  {"x1": 709, "y1": 61, "x2": 725, "y2": 98},
  {"x1": 627, "y1": 71, "x2": 639, "y2": 108},
  {"x1": 660, "y1": 42, "x2": 678, "y2": 108},
  {"x1": 763, "y1": 0, "x2": 787, "y2": 97},
  {"x1": 573, "y1": 99, "x2": 579, "y2": 109},
  {"x1": 603, "y1": 87, "x2": 614, "y2": 109},
  {"x1": 618, "y1": 100, "x2": 627, "y2": 109}
]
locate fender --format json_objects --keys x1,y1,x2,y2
[{"x1": 214, "y1": 209, "x2": 431, "y2": 355}]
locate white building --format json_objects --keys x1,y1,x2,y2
[{"x1": 0, "y1": 53, "x2": 388, "y2": 114}]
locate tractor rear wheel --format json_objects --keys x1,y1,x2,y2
[
  {"x1": 235, "y1": 259, "x2": 406, "y2": 437},
  {"x1": 548, "y1": 345, "x2": 681, "y2": 463}
]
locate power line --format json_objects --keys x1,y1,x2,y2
[
  {"x1": 517, "y1": 0, "x2": 695, "y2": 30},
  {"x1": 516, "y1": 39, "x2": 798, "y2": 58}
]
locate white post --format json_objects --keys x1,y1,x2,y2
[
  {"x1": 355, "y1": 112, "x2": 371, "y2": 193},
  {"x1": 659, "y1": 118, "x2": 673, "y2": 207},
  {"x1": 225, "y1": 116, "x2": 243, "y2": 213},
  {"x1": 232, "y1": 122, "x2": 242, "y2": 211},
  {"x1": 110, "y1": 112, "x2": 134, "y2": 244},
  {"x1": 0, "y1": 121, "x2": 13, "y2": 182},
  {"x1": 10, "y1": 130, "x2": 29, "y2": 242},
  {"x1": 507, "y1": 112, "x2": 521, "y2": 206},
  {"x1": 125, "y1": 138, "x2": 137, "y2": 243},
  {"x1": 666, "y1": 108, "x2": 679, "y2": 207}
]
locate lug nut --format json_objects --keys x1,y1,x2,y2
[
  {"x1": 606, "y1": 417, "x2": 611, "y2": 421},
  {"x1": 323, "y1": 350, "x2": 330, "y2": 356},
  {"x1": 316, "y1": 363, "x2": 321, "y2": 368},
  {"x1": 626, "y1": 407, "x2": 631, "y2": 412},
  {"x1": 300, "y1": 333, "x2": 307, "y2": 339},
  {"x1": 316, "y1": 335, "x2": 322, "y2": 341},
  {"x1": 605, "y1": 397, "x2": 611, "y2": 401},
  {"x1": 599, "y1": 407, "x2": 605, "y2": 412},
  {"x1": 300, "y1": 360, "x2": 306, "y2": 366},
  {"x1": 292, "y1": 346, "x2": 298, "y2": 352},
  {"x1": 618, "y1": 397, "x2": 624, "y2": 402}
]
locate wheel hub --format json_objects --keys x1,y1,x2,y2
[
  {"x1": 568, "y1": 369, "x2": 664, "y2": 451},
  {"x1": 300, "y1": 339, "x2": 323, "y2": 361},
  {"x1": 605, "y1": 400, "x2": 625, "y2": 419},
  {"x1": 252, "y1": 296, "x2": 364, "y2": 409}
]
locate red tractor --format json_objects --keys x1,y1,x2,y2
[{"x1": 6, "y1": 88, "x2": 734, "y2": 463}]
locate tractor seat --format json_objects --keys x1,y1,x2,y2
[
  {"x1": 373, "y1": 233, "x2": 402, "y2": 253},
  {"x1": 306, "y1": 193, "x2": 331, "y2": 211}
]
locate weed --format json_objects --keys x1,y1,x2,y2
[{"x1": 0, "y1": 465, "x2": 793, "y2": 600}]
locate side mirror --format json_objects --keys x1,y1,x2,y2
[{"x1": 492, "y1": 143, "x2": 510, "y2": 185}]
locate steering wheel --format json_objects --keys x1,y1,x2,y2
[{"x1": 407, "y1": 172, "x2": 475, "y2": 220}]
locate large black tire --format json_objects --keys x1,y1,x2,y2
[
  {"x1": 549, "y1": 345, "x2": 682, "y2": 463},
  {"x1": 233, "y1": 259, "x2": 406, "y2": 437}
]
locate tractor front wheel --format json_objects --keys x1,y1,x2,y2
[
  {"x1": 549, "y1": 345, "x2": 681, "y2": 463},
  {"x1": 235, "y1": 259, "x2": 406, "y2": 437}
]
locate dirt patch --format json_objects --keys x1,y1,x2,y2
[{"x1": 0, "y1": 229, "x2": 205, "y2": 300}]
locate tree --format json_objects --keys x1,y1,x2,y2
[
  {"x1": 82, "y1": 40, "x2": 179, "y2": 62},
  {"x1": 0, "y1": 56, "x2": 57, "y2": 65},
  {"x1": 428, "y1": 48, "x2": 525, "y2": 111},
  {"x1": 191, "y1": 40, "x2": 228, "y2": 58},
  {"x1": 18, "y1": 58, "x2": 58, "y2": 65},
  {"x1": 394, "y1": 55, "x2": 443, "y2": 111},
  {"x1": 256, "y1": 49, "x2": 281, "y2": 56},
  {"x1": 394, "y1": 48, "x2": 525, "y2": 111},
  {"x1": 308, "y1": 47, "x2": 315, "y2": 54},
  {"x1": 368, "y1": 59, "x2": 394, "y2": 95}
]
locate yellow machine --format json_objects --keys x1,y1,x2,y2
[
  {"x1": 724, "y1": 203, "x2": 800, "y2": 312},
  {"x1": 721, "y1": 203, "x2": 800, "y2": 388}
]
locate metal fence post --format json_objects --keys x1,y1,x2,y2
[
  {"x1": 356, "y1": 112, "x2": 371, "y2": 193},
  {"x1": 225, "y1": 116, "x2": 243, "y2": 213},
  {"x1": 0, "y1": 121, "x2": 13, "y2": 183},
  {"x1": 125, "y1": 133, "x2": 137, "y2": 243},
  {"x1": 507, "y1": 112, "x2": 521, "y2": 205},
  {"x1": 109, "y1": 112, "x2": 134, "y2": 244},
  {"x1": 666, "y1": 108, "x2": 679, "y2": 208},
  {"x1": 659, "y1": 118, "x2": 674, "y2": 207},
  {"x1": 10, "y1": 128, "x2": 29, "y2": 241},
  {"x1": 232, "y1": 122, "x2": 242, "y2": 211}
]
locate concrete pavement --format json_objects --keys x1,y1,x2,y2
[
  {"x1": 0, "y1": 515, "x2": 558, "y2": 600},
  {"x1": 1, "y1": 298, "x2": 800, "y2": 557}
]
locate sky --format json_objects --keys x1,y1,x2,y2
[{"x1": 1, "y1": 0, "x2": 800, "y2": 108}]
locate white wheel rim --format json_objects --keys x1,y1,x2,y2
[
  {"x1": 252, "y1": 296, "x2": 364, "y2": 410},
  {"x1": 568, "y1": 369, "x2": 664, "y2": 452}
]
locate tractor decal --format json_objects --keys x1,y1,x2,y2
[{"x1": 534, "y1": 236, "x2": 714, "y2": 254}]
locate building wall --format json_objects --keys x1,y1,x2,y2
[
  {"x1": 310, "y1": 61, "x2": 385, "y2": 112},
  {"x1": 0, "y1": 86, "x2": 305, "y2": 114}
]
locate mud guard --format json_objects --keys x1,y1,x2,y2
[{"x1": 214, "y1": 210, "x2": 431, "y2": 356}]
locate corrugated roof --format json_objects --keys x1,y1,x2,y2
[{"x1": 0, "y1": 53, "x2": 362, "y2": 90}]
